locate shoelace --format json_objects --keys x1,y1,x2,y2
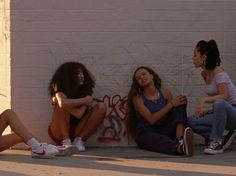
[{"x1": 208, "y1": 142, "x2": 219, "y2": 149}]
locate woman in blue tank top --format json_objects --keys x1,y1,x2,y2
[{"x1": 126, "y1": 66, "x2": 194, "y2": 156}]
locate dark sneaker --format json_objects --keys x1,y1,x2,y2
[
  {"x1": 182, "y1": 127, "x2": 194, "y2": 156},
  {"x1": 223, "y1": 130, "x2": 236, "y2": 150},
  {"x1": 204, "y1": 141, "x2": 223, "y2": 155}
]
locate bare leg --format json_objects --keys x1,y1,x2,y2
[
  {"x1": 176, "y1": 123, "x2": 185, "y2": 140},
  {"x1": 0, "y1": 109, "x2": 60, "y2": 158},
  {"x1": 49, "y1": 105, "x2": 88, "y2": 143},
  {"x1": 0, "y1": 134, "x2": 22, "y2": 151},
  {"x1": 74, "y1": 103, "x2": 106, "y2": 141},
  {"x1": 50, "y1": 105, "x2": 71, "y2": 142},
  {"x1": 73, "y1": 109, "x2": 93, "y2": 137},
  {"x1": 0, "y1": 109, "x2": 33, "y2": 151},
  {"x1": 0, "y1": 109, "x2": 33, "y2": 140}
]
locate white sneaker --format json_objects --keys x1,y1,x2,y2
[
  {"x1": 55, "y1": 138, "x2": 78, "y2": 156},
  {"x1": 204, "y1": 140, "x2": 223, "y2": 155},
  {"x1": 31, "y1": 143, "x2": 59, "y2": 159},
  {"x1": 62, "y1": 138, "x2": 72, "y2": 146},
  {"x1": 56, "y1": 145, "x2": 77, "y2": 156},
  {"x1": 74, "y1": 137, "x2": 86, "y2": 152}
]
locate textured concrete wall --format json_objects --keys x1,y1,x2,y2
[{"x1": 8, "y1": 0, "x2": 236, "y2": 146}]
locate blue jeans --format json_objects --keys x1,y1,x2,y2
[{"x1": 188, "y1": 99, "x2": 236, "y2": 141}]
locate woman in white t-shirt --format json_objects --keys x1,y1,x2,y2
[{"x1": 188, "y1": 40, "x2": 236, "y2": 155}]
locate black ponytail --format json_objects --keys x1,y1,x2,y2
[{"x1": 196, "y1": 39, "x2": 221, "y2": 70}]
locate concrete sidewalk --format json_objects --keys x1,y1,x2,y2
[{"x1": 0, "y1": 144, "x2": 236, "y2": 176}]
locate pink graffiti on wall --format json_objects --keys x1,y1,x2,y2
[{"x1": 97, "y1": 94, "x2": 127, "y2": 143}]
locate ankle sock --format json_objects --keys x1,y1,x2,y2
[
  {"x1": 73, "y1": 137, "x2": 84, "y2": 144},
  {"x1": 62, "y1": 138, "x2": 72, "y2": 146},
  {"x1": 26, "y1": 138, "x2": 41, "y2": 151}
]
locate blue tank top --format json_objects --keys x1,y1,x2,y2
[{"x1": 135, "y1": 91, "x2": 167, "y2": 133}]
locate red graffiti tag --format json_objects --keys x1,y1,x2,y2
[{"x1": 97, "y1": 94, "x2": 127, "y2": 143}]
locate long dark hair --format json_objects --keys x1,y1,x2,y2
[
  {"x1": 196, "y1": 40, "x2": 221, "y2": 70},
  {"x1": 48, "y1": 62, "x2": 95, "y2": 98},
  {"x1": 126, "y1": 66, "x2": 161, "y2": 138}
]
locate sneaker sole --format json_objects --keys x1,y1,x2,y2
[
  {"x1": 204, "y1": 148, "x2": 223, "y2": 155},
  {"x1": 78, "y1": 149, "x2": 86, "y2": 152},
  {"x1": 31, "y1": 154, "x2": 55, "y2": 159},
  {"x1": 56, "y1": 147, "x2": 72, "y2": 156},
  {"x1": 184, "y1": 127, "x2": 194, "y2": 156},
  {"x1": 69, "y1": 145, "x2": 79, "y2": 154}
]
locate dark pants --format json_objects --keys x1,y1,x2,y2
[{"x1": 135, "y1": 105, "x2": 187, "y2": 155}]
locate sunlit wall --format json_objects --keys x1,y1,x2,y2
[{"x1": 0, "y1": 0, "x2": 10, "y2": 134}]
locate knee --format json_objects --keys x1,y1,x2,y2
[
  {"x1": 213, "y1": 99, "x2": 227, "y2": 109},
  {"x1": 0, "y1": 109, "x2": 16, "y2": 121},
  {"x1": 187, "y1": 116, "x2": 198, "y2": 128},
  {"x1": 173, "y1": 104, "x2": 187, "y2": 113},
  {"x1": 96, "y1": 102, "x2": 107, "y2": 114},
  {"x1": 54, "y1": 104, "x2": 67, "y2": 112}
]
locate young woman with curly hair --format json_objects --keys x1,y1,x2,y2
[{"x1": 48, "y1": 62, "x2": 106, "y2": 155}]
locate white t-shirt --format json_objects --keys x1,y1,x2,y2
[{"x1": 205, "y1": 72, "x2": 236, "y2": 105}]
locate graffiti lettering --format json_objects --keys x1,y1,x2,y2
[{"x1": 97, "y1": 94, "x2": 127, "y2": 143}]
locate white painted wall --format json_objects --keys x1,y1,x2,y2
[{"x1": 6, "y1": 0, "x2": 236, "y2": 146}]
